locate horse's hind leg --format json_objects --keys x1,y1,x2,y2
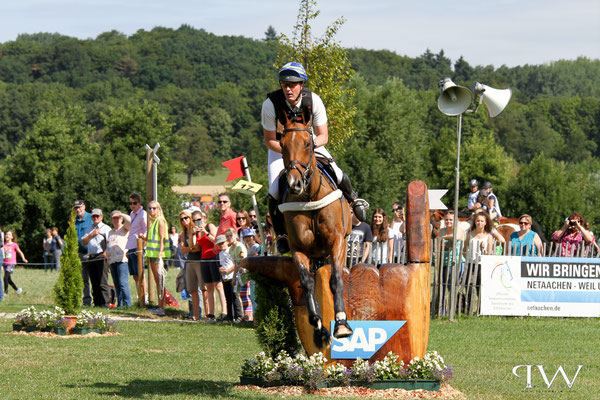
[
  {"x1": 330, "y1": 237, "x2": 353, "y2": 339},
  {"x1": 293, "y1": 251, "x2": 331, "y2": 348}
]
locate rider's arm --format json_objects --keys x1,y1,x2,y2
[
  {"x1": 313, "y1": 124, "x2": 329, "y2": 148},
  {"x1": 264, "y1": 129, "x2": 282, "y2": 153}
]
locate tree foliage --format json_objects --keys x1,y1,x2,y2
[
  {"x1": 0, "y1": 17, "x2": 598, "y2": 253},
  {"x1": 53, "y1": 213, "x2": 83, "y2": 315},
  {"x1": 276, "y1": 0, "x2": 356, "y2": 153}
]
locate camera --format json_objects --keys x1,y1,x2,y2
[
  {"x1": 194, "y1": 219, "x2": 203, "y2": 227},
  {"x1": 569, "y1": 220, "x2": 576, "y2": 227}
]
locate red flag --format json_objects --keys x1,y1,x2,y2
[{"x1": 222, "y1": 156, "x2": 245, "y2": 182}]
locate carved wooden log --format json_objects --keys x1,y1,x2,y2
[{"x1": 240, "y1": 180, "x2": 431, "y2": 365}]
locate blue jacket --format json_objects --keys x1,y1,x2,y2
[{"x1": 75, "y1": 212, "x2": 93, "y2": 253}]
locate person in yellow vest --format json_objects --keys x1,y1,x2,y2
[{"x1": 146, "y1": 200, "x2": 171, "y2": 316}]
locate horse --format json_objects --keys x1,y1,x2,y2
[{"x1": 278, "y1": 108, "x2": 353, "y2": 348}]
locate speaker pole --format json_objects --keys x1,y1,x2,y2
[{"x1": 449, "y1": 114, "x2": 461, "y2": 322}]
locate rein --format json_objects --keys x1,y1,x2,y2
[{"x1": 282, "y1": 126, "x2": 317, "y2": 199}]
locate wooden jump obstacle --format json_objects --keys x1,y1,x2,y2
[{"x1": 240, "y1": 180, "x2": 431, "y2": 365}]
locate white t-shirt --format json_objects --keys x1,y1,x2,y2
[{"x1": 261, "y1": 91, "x2": 327, "y2": 132}]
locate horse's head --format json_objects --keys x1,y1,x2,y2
[{"x1": 280, "y1": 109, "x2": 315, "y2": 196}]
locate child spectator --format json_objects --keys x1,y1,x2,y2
[
  {"x1": 215, "y1": 234, "x2": 232, "y2": 321},
  {"x1": 241, "y1": 228, "x2": 259, "y2": 321},
  {"x1": 3, "y1": 230, "x2": 28, "y2": 295},
  {"x1": 225, "y1": 228, "x2": 245, "y2": 322}
]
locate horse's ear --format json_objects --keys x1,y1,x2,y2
[{"x1": 303, "y1": 107, "x2": 312, "y2": 127}]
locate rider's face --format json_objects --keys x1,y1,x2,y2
[{"x1": 280, "y1": 81, "x2": 303, "y2": 104}]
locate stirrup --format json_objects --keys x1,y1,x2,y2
[
  {"x1": 352, "y1": 198, "x2": 369, "y2": 222},
  {"x1": 275, "y1": 235, "x2": 290, "y2": 254}
]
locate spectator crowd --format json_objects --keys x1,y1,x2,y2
[{"x1": 1, "y1": 178, "x2": 598, "y2": 314}]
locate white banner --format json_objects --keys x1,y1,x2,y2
[{"x1": 480, "y1": 255, "x2": 600, "y2": 317}]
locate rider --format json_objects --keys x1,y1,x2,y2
[{"x1": 261, "y1": 61, "x2": 369, "y2": 253}]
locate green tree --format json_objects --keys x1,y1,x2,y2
[
  {"x1": 264, "y1": 26, "x2": 278, "y2": 42},
  {"x1": 175, "y1": 124, "x2": 218, "y2": 185},
  {"x1": 53, "y1": 213, "x2": 83, "y2": 315},
  {"x1": 276, "y1": 0, "x2": 356, "y2": 153},
  {"x1": 504, "y1": 155, "x2": 582, "y2": 239}
]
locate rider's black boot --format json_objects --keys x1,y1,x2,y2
[
  {"x1": 268, "y1": 194, "x2": 290, "y2": 254},
  {"x1": 338, "y1": 172, "x2": 369, "y2": 222}
]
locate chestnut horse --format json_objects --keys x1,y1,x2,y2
[{"x1": 278, "y1": 109, "x2": 353, "y2": 348}]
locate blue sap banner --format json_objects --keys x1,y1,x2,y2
[{"x1": 330, "y1": 320, "x2": 406, "y2": 359}]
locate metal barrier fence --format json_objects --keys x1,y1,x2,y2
[{"x1": 430, "y1": 238, "x2": 600, "y2": 318}]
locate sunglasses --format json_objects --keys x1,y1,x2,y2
[
  {"x1": 193, "y1": 219, "x2": 202, "y2": 223},
  {"x1": 280, "y1": 81, "x2": 302, "y2": 89},
  {"x1": 180, "y1": 216, "x2": 189, "y2": 221},
  {"x1": 218, "y1": 200, "x2": 229, "y2": 204},
  {"x1": 237, "y1": 217, "x2": 246, "y2": 220},
  {"x1": 249, "y1": 214, "x2": 257, "y2": 218},
  {"x1": 92, "y1": 215, "x2": 102, "y2": 218},
  {"x1": 392, "y1": 209, "x2": 402, "y2": 212},
  {"x1": 129, "y1": 201, "x2": 138, "y2": 205},
  {"x1": 148, "y1": 207, "x2": 157, "y2": 210}
]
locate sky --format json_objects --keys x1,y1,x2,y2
[{"x1": 1, "y1": 0, "x2": 599, "y2": 68}]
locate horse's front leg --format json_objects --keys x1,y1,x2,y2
[
  {"x1": 330, "y1": 237, "x2": 353, "y2": 339},
  {"x1": 293, "y1": 251, "x2": 331, "y2": 348}
]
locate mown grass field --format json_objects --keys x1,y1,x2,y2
[
  {"x1": 173, "y1": 169, "x2": 231, "y2": 186},
  {"x1": 1, "y1": 268, "x2": 598, "y2": 399}
]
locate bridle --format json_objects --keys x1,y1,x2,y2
[{"x1": 282, "y1": 124, "x2": 317, "y2": 199}]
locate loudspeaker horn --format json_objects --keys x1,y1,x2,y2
[
  {"x1": 472, "y1": 82, "x2": 512, "y2": 118},
  {"x1": 437, "y1": 78, "x2": 473, "y2": 116}
]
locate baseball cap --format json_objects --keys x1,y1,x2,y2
[
  {"x1": 215, "y1": 234, "x2": 227, "y2": 244},
  {"x1": 73, "y1": 200, "x2": 84, "y2": 208},
  {"x1": 241, "y1": 228, "x2": 256, "y2": 237},
  {"x1": 91, "y1": 208, "x2": 103, "y2": 217}
]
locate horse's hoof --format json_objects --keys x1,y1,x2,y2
[
  {"x1": 352, "y1": 199, "x2": 369, "y2": 222},
  {"x1": 333, "y1": 320, "x2": 353, "y2": 339},
  {"x1": 275, "y1": 236, "x2": 290, "y2": 254},
  {"x1": 313, "y1": 326, "x2": 332, "y2": 348}
]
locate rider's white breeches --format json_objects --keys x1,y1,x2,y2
[{"x1": 268, "y1": 147, "x2": 342, "y2": 199}]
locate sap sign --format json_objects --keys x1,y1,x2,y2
[{"x1": 330, "y1": 321, "x2": 406, "y2": 359}]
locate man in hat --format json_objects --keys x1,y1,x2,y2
[
  {"x1": 73, "y1": 200, "x2": 93, "y2": 306},
  {"x1": 81, "y1": 208, "x2": 111, "y2": 307}
]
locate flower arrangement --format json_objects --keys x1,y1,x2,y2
[
  {"x1": 240, "y1": 350, "x2": 452, "y2": 389},
  {"x1": 14, "y1": 306, "x2": 66, "y2": 329},
  {"x1": 13, "y1": 306, "x2": 118, "y2": 333},
  {"x1": 75, "y1": 310, "x2": 118, "y2": 332},
  {"x1": 15, "y1": 306, "x2": 39, "y2": 327}
]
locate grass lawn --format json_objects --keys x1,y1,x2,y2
[
  {"x1": 1, "y1": 268, "x2": 599, "y2": 399},
  {"x1": 173, "y1": 169, "x2": 231, "y2": 186}
]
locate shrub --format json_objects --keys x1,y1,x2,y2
[
  {"x1": 252, "y1": 273, "x2": 301, "y2": 357},
  {"x1": 52, "y1": 213, "x2": 83, "y2": 315}
]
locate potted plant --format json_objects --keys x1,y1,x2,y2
[
  {"x1": 52, "y1": 213, "x2": 83, "y2": 333},
  {"x1": 239, "y1": 350, "x2": 453, "y2": 391},
  {"x1": 13, "y1": 306, "x2": 39, "y2": 332}
]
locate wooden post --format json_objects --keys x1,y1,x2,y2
[{"x1": 145, "y1": 147, "x2": 156, "y2": 305}]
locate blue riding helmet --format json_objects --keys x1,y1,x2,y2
[{"x1": 279, "y1": 62, "x2": 308, "y2": 83}]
